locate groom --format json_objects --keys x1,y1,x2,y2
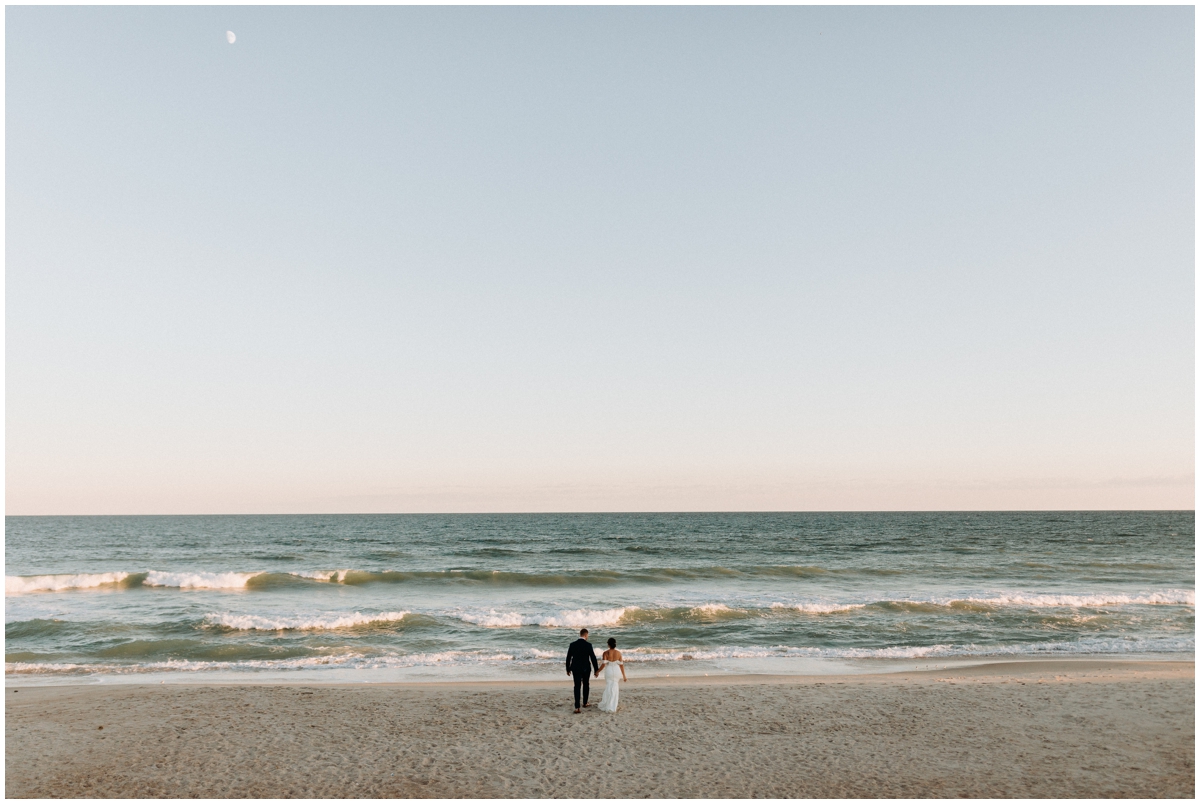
[{"x1": 565, "y1": 628, "x2": 600, "y2": 713}]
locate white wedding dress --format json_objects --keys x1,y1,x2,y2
[{"x1": 598, "y1": 660, "x2": 623, "y2": 713}]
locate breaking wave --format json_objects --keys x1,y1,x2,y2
[
  {"x1": 5, "y1": 571, "x2": 264, "y2": 594},
  {"x1": 5, "y1": 572, "x2": 135, "y2": 595},
  {"x1": 455, "y1": 607, "x2": 633, "y2": 628},
  {"x1": 950, "y1": 591, "x2": 1196, "y2": 608},
  {"x1": 764, "y1": 590, "x2": 1195, "y2": 614},
  {"x1": 4, "y1": 649, "x2": 549, "y2": 676},
  {"x1": 8, "y1": 634, "x2": 1192, "y2": 677},
  {"x1": 144, "y1": 571, "x2": 262, "y2": 590},
  {"x1": 203, "y1": 611, "x2": 410, "y2": 631},
  {"x1": 773, "y1": 602, "x2": 867, "y2": 614},
  {"x1": 2, "y1": 564, "x2": 901, "y2": 593}
]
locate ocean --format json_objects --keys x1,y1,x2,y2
[{"x1": 5, "y1": 512, "x2": 1194, "y2": 684}]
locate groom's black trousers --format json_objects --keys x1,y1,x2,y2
[{"x1": 572, "y1": 670, "x2": 590, "y2": 709}]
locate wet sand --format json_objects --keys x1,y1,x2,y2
[{"x1": 5, "y1": 659, "x2": 1194, "y2": 798}]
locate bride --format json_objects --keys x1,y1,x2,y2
[{"x1": 596, "y1": 637, "x2": 627, "y2": 713}]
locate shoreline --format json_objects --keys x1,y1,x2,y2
[
  {"x1": 6, "y1": 654, "x2": 1192, "y2": 688},
  {"x1": 7, "y1": 658, "x2": 1193, "y2": 797}
]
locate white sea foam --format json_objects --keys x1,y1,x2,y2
[
  {"x1": 624, "y1": 634, "x2": 1197, "y2": 662},
  {"x1": 953, "y1": 590, "x2": 1196, "y2": 608},
  {"x1": 689, "y1": 603, "x2": 744, "y2": 616},
  {"x1": 455, "y1": 610, "x2": 530, "y2": 628},
  {"x1": 764, "y1": 590, "x2": 1195, "y2": 613},
  {"x1": 143, "y1": 571, "x2": 262, "y2": 590},
  {"x1": 455, "y1": 607, "x2": 633, "y2": 628},
  {"x1": 5, "y1": 572, "x2": 131, "y2": 595},
  {"x1": 4, "y1": 648, "x2": 547, "y2": 675},
  {"x1": 6, "y1": 633, "x2": 1194, "y2": 678},
  {"x1": 289, "y1": 570, "x2": 338, "y2": 581},
  {"x1": 288, "y1": 570, "x2": 351, "y2": 582},
  {"x1": 204, "y1": 611, "x2": 410, "y2": 631},
  {"x1": 772, "y1": 602, "x2": 867, "y2": 614}
]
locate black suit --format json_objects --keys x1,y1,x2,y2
[{"x1": 565, "y1": 638, "x2": 599, "y2": 708}]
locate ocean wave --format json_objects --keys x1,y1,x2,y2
[
  {"x1": 7, "y1": 634, "x2": 1193, "y2": 677},
  {"x1": 858, "y1": 590, "x2": 1196, "y2": 613},
  {"x1": 619, "y1": 644, "x2": 956, "y2": 661},
  {"x1": 6, "y1": 566, "x2": 1194, "y2": 618},
  {"x1": 5, "y1": 570, "x2": 274, "y2": 593},
  {"x1": 2, "y1": 564, "x2": 887, "y2": 593},
  {"x1": 286, "y1": 570, "x2": 355, "y2": 582},
  {"x1": 772, "y1": 602, "x2": 867, "y2": 614},
  {"x1": 687, "y1": 603, "x2": 750, "y2": 619},
  {"x1": 454, "y1": 607, "x2": 633, "y2": 628},
  {"x1": 616, "y1": 634, "x2": 1198, "y2": 661},
  {"x1": 6, "y1": 572, "x2": 133, "y2": 595},
  {"x1": 953, "y1": 591, "x2": 1196, "y2": 608},
  {"x1": 4, "y1": 648, "x2": 558, "y2": 676},
  {"x1": 435, "y1": 592, "x2": 1194, "y2": 629},
  {"x1": 203, "y1": 611, "x2": 411, "y2": 631},
  {"x1": 300, "y1": 568, "x2": 628, "y2": 586},
  {"x1": 144, "y1": 571, "x2": 263, "y2": 590},
  {"x1": 763, "y1": 590, "x2": 1196, "y2": 614}
]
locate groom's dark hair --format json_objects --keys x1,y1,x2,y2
[{"x1": 579, "y1": 628, "x2": 588, "y2": 636}]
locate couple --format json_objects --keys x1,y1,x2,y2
[{"x1": 565, "y1": 628, "x2": 627, "y2": 714}]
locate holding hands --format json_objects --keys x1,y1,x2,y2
[{"x1": 566, "y1": 632, "x2": 627, "y2": 714}]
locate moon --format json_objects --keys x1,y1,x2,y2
[{"x1": 226, "y1": 30, "x2": 236, "y2": 44}]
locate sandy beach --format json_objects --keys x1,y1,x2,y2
[{"x1": 4, "y1": 659, "x2": 1193, "y2": 798}]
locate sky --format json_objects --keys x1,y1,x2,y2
[{"x1": 5, "y1": 6, "x2": 1194, "y2": 514}]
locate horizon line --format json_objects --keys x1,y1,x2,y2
[{"x1": 5, "y1": 509, "x2": 1195, "y2": 518}]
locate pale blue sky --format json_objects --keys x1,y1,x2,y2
[{"x1": 6, "y1": 6, "x2": 1194, "y2": 513}]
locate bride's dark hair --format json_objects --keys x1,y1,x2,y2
[{"x1": 607, "y1": 637, "x2": 616, "y2": 648}]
